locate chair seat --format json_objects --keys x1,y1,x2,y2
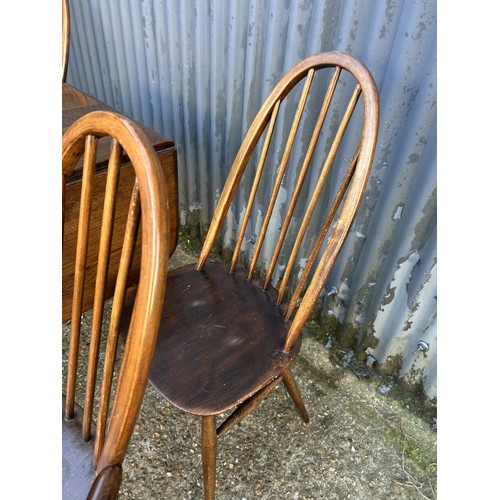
[
  {"x1": 121, "y1": 262, "x2": 301, "y2": 416},
  {"x1": 62, "y1": 396, "x2": 96, "y2": 500}
]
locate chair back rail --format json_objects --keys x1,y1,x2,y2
[{"x1": 195, "y1": 51, "x2": 379, "y2": 353}]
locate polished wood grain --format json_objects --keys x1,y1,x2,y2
[
  {"x1": 62, "y1": 0, "x2": 70, "y2": 82},
  {"x1": 262, "y1": 67, "x2": 341, "y2": 289},
  {"x1": 122, "y1": 263, "x2": 301, "y2": 415},
  {"x1": 202, "y1": 416, "x2": 217, "y2": 500},
  {"x1": 247, "y1": 69, "x2": 315, "y2": 281},
  {"x1": 277, "y1": 82, "x2": 362, "y2": 305},
  {"x1": 230, "y1": 100, "x2": 280, "y2": 273},
  {"x1": 62, "y1": 110, "x2": 170, "y2": 498},
  {"x1": 62, "y1": 83, "x2": 179, "y2": 322},
  {"x1": 127, "y1": 51, "x2": 379, "y2": 499},
  {"x1": 196, "y1": 51, "x2": 379, "y2": 353},
  {"x1": 86, "y1": 465, "x2": 122, "y2": 500}
]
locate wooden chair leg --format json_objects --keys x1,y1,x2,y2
[
  {"x1": 282, "y1": 367, "x2": 310, "y2": 423},
  {"x1": 202, "y1": 415, "x2": 217, "y2": 500}
]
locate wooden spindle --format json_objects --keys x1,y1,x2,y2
[
  {"x1": 94, "y1": 180, "x2": 142, "y2": 463},
  {"x1": 65, "y1": 135, "x2": 97, "y2": 421},
  {"x1": 263, "y1": 67, "x2": 341, "y2": 289},
  {"x1": 248, "y1": 69, "x2": 315, "y2": 280},
  {"x1": 230, "y1": 101, "x2": 281, "y2": 273},
  {"x1": 62, "y1": 174, "x2": 67, "y2": 244},
  {"x1": 277, "y1": 83, "x2": 362, "y2": 304},
  {"x1": 285, "y1": 147, "x2": 360, "y2": 320},
  {"x1": 83, "y1": 139, "x2": 122, "y2": 441}
]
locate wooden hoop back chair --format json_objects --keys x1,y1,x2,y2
[
  {"x1": 123, "y1": 51, "x2": 379, "y2": 499},
  {"x1": 62, "y1": 111, "x2": 169, "y2": 499},
  {"x1": 62, "y1": 0, "x2": 70, "y2": 82}
]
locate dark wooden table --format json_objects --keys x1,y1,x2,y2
[{"x1": 62, "y1": 82, "x2": 178, "y2": 322}]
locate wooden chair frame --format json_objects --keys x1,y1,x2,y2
[
  {"x1": 123, "y1": 51, "x2": 379, "y2": 499},
  {"x1": 62, "y1": 110, "x2": 169, "y2": 498},
  {"x1": 197, "y1": 51, "x2": 378, "y2": 499},
  {"x1": 198, "y1": 51, "x2": 379, "y2": 344},
  {"x1": 62, "y1": 0, "x2": 70, "y2": 82}
]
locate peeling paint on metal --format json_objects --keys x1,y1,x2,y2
[{"x1": 393, "y1": 204, "x2": 404, "y2": 220}]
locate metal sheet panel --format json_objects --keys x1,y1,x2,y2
[{"x1": 67, "y1": 0, "x2": 437, "y2": 400}]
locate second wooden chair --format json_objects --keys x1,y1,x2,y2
[
  {"x1": 122, "y1": 50, "x2": 379, "y2": 499},
  {"x1": 62, "y1": 110, "x2": 170, "y2": 499}
]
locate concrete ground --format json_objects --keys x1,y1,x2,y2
[{"x1": 63, "y1": 241, "x2": 437, "y2": 499}]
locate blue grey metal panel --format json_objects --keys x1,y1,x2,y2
[{"x1": 66, "y1": 0, "x2": 437, "y2": 400}]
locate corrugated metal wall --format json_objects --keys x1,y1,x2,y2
[{"x1": 66, "y1": 0, "x2": 437, "y2": 401}]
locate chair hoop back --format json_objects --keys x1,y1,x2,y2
[
  {"x1": 62, "y1": 110, "x2": 169, "y2": 474},
  {"x1": 196, "y1": 51, "x2": 379, "y2": 351}
]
